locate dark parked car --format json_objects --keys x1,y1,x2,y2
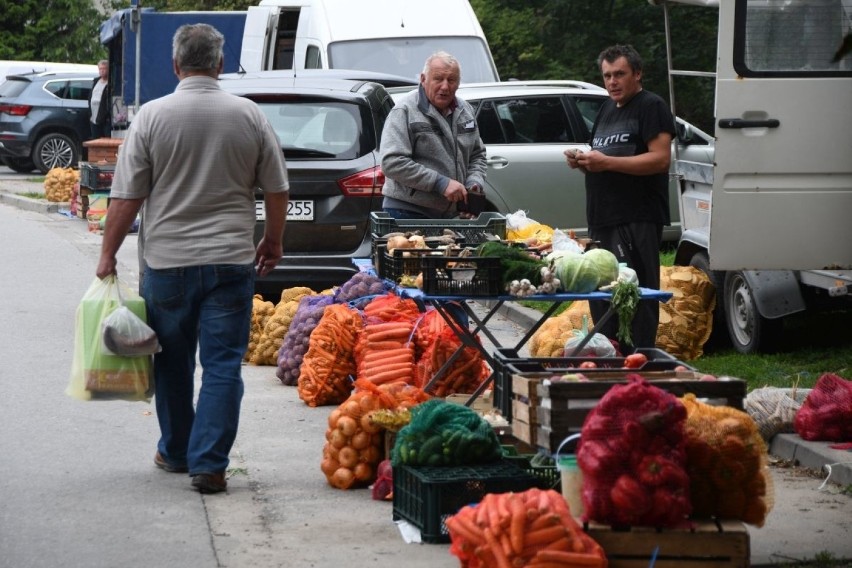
[
  {"x1": 218, "y1": 70, "x2": 401, "y2": 298},
  {"x1": 0, "y1": 70, "x2": 99, "y2": 174}
]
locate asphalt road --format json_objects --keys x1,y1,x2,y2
[{"x1": 1, "y1": 170, "x2": 850, "y2": 567}]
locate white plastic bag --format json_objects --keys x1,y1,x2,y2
[
  {"x1": 505, "y1": 209, "x2": 535, "y2": 231},
  {"x1": 102, "y1": 305, "x2": 160, "y2": 356},
  {"x1": 550, "y1": 229, "x2": 584, "y2": 254},
  {"x1": 563, "y1": 315, "x2": 616, "y2": 358}
]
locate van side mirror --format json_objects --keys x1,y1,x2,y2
[{"x1": 677, "y1": 122, "x2": 695, "y2": 145}]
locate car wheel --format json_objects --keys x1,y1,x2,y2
[
  {"x1": 33, "y1": 133, "x2": 79, "y2": 174},
  {"x1": 723, "y1": 270, "x2": 782, "y2": 354},
  {"x1": 1, "y1": 156, "x2": 36, "y2": 173},
  {"x1": 688, "y1": 251, "x2": 729, "y2": 350}
]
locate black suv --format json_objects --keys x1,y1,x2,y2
[
  {"x1": 218, "y1": 70, "x2": 404, "y2": 298},
  {"x1": 0, "y1": 70, "x2": 98, "y2": 174}
]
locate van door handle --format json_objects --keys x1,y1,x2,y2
[
  {"x1": 718, "y1": 118, "x2": 780, "y2": 129},
  {"x1": 486, "y1": 157, "x2": 509, "y2": 168}
]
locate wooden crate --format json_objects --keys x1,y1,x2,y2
[
  {"x1": 510, "y1": 375, "x2": 542, "y2": 446},
  {"x1": 529, "y1": 372, "x2": 747, "y2": 452},
  {"x1": 585, "y1": 519, "x2": 749, "y2": 567}
]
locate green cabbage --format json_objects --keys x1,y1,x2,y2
[
  {"x1": 552, "y1": 248, "x2": 619, "y2": 293},
  {"x1": 583, "y1": 248, "x2": 619, "y2": 287}
]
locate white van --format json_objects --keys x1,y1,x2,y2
[
  {"x1": 240, "y1": 0, "x2": 500, "y2": 83},
  {"x1": 0, "y1": 61, "x2": 98, "y2": 84}
]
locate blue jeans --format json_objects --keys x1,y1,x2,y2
[{"x1": 142, "y1": 263, "x2": 255, "y2": 475}]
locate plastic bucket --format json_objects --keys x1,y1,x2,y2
[{"x1": 555, "y1": 433, "x2": 583, "y2": 518}]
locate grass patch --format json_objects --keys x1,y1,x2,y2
[{"x1": 19, "y1": 191, "x2": 45, "y2": 200}]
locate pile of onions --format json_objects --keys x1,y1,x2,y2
[{"x1": 321, "y1": 391, "x2": 384, "y2": 490}]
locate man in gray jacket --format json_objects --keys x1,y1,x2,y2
[{"x1": 381, "y1": 51, "x2": 486, "y2": 219}]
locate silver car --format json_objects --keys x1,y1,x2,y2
[{"x1": 389, "y1": 81, "x2": 714, "y2": 241}]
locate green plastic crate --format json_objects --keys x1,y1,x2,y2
[{"x1": 392, "y1": 462, "x2": 540, "y2": 543}]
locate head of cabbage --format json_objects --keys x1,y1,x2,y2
[{"x1": 552, "y1": 248, "x2": 619, "y2": 293}]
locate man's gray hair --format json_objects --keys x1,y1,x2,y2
[
  {"x1": 422, "y1": 51, "x2": 461, "y2": 77},
  {"x1": 597, "y1": 44, "x2": 644, "y2": 74},
  {"x1": 173, "y1": 23, "x2": 224, "y2": 72}
]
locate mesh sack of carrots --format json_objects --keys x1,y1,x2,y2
[
  {"x1": 416, "y1": 321, "x2": 490, "y2": 397},
  {"x1": 446, "y1": 488, "x2": 608, "y2": 568},
  {"x1": 391, "y1": 399, "x2": 501, "y2": 467},
  {"x1": 276, "y1": 294, "x2": 334, "y2": 385},
  {"x1": 681, "y1": 394, "x2": 774, "y2": 526},
  {"x1": 250, "y1": 286, "x2": 314, "y2": 366},
  {"x1": 322, "y1": 378, "x2": 430, "y2": 489},
  {"x1": 355, "y1": 319, "x2": 418, "y2": 387},
  {"x1": 297, "y1": 303, "x2": 363, "y2": 407},
  {"x1": 577, "y1": 375, "x2": 692, "y2": 528},
  {"x1": 793, "y1": 372, "x2": 852, "y2": 442}
]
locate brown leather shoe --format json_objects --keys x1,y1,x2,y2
[
  {"x1": 191, "y1": 472, "x2": 227, "y2": 494},
  {"x1": 154, "y1": 452, "x2": 188, "y2": 474}
]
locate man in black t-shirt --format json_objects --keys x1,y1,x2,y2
[{"x1": 565, "y1": 44, "x2": 676, "y2": 350}]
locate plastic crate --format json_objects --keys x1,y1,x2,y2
[
  {"x1": 392, "y1": 462, "x2": 541, "y2": 543},
  {"x1": 420, "y1": 255, "x2": 502, "y2": 297},
  {"x1": 370, "y1": 212, "x2": 506, "y2": 243},
  {"x1": 372, "y1": 243, "x2": 447, "y2": 282},
  {"x1": 79, "y1": 162, "x2": 115, "y2": 190},
  {"x1": 497, "y1": 347, "x2": 696, "y2": 375},
  {"x1": 501, "y1": 448, "x2": 560, "y2": 491}
]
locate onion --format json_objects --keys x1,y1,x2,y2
[
  {"x1": 341, "y1": 400, "x2": 361, "y2": 418},
  {"x1": 387, "y1": 235, "x2": 412, "y2": 254},
  {"x1": 338, "y1": 446, "x2": 359, "y2": 469},
  {"x1": 337, "y1": 415, "x2": 359, "y2": 437},
  {"x1": 321, "y1": 454, "x2": 340, "y2": 477},
  {"x1": 327, "y1": 408, "x2": 342, "y2": 429},
  {"x1": 351, "y1": 431, "x2": 372, "y2": 450},
  {"x1": 360, "y1": 413, "x2": 382, "y2": 434},
  {"x1": 360, "y1": 445, "x2": 381, "y2": 464},
  {"x1": 329, "y1": 428, "x2": 348, "y2": 450},
  {"x1": 353, "y1": 462, "x2": 374, "y2": 483},
  {"x1": 331, "y1": 467, "x2": 355, "y2": 490}
]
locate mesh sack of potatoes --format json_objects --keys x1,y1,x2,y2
[
  {"x1": 529, "y1": 300, "x2": 591, "y2": 357},
  {"x1": 655, "y1": 266, "x2": 716, "y2": 360},
  {"x1": 245, "y1": 295, "x2": 276, "y2": 363},
  {"x1": 250, "y1": 286, "x2": 315, "y2": 366},
  {"x1": 44, "y1": 167, "x2": 79, "y2": 202}
]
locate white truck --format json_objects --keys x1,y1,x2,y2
[
  {"x1": 239, "y1": 0, "x2": 500, "y2": 83},
  {"x1": 654, "y1": 0, "x2": 852, "y2": 353}
]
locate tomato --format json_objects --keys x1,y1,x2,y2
[{"x1": 624, "y1": 352, "x2": 648, "y2": 369}]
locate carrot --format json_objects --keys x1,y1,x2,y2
[
  {"x1": 495, "y1": 492, "x2": 512, "y2": 529},
  {"x1": 528, "y1": 512, "x2": 560, "y2": 532},
  {"x1": 368, "y1": 367, "x2": 414, "y2": 385},
  {"x1": 509, "y1": 494, "x2": 526, "y2": 555},
  {"x1": 364, "y1": 341, "x2": 408, "y2": 351},
  {"x1": 447, "y1": 513, "x2": 485, "y2": 547},
  {"x1": 483, "y1": 527, "x2": 512, "y2": 568},
  {"x1": 531, "y1": 550, "x2": 607, "y2": 566},
  {"x1": 524, "y1": 524, "x2": 568, "y2": 548}
]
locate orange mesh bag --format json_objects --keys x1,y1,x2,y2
[
  {"x1": 321, "y1": 378, "x2": 429, "y2": 490},
  {"x1": 297, "y1": 303, "x2": 362, "y2": 407},
  {"x1": 577, "y1": 376, "x2": 692, "y2": 528},
  {"x1": 446, "y1": 488, "x2": 608, "y2": 568},
  {"x1": 354, "y1": 319, "x2": 417, "y2": 386},
  {"x1": 416, "y1": 324, "x2": 490, "y2": 397},
  {"x1": 794, "y1": 373, "x2": 852, "y2": 442},
  {"x1": 681, "y1": 394, "x2": 774, "y2": 527}
]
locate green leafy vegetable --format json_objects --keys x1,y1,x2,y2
[{"x1": 610, "y1": 279, "x2": 641, "y2": 346}]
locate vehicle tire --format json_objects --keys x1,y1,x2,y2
[
  {"x1": 723, "y1": 270, "x2": 783, "y2": 354},
  {"x1": 33, "y1": 133, "x2": 79, "y2": 174},
  {"x1": 688, "y1": 251, "x2": 729, "y2": 351},
  {"x1": 1, "y1": 156, "x2": 36, "y2": 173}
]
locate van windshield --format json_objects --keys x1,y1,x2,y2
[{"x1": 328, "y1": 37, "x2": 498, "y2": 83}]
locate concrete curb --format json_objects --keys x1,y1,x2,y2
[{"x1": 0, "y1": 191, "x2": 59, "y2": 213}]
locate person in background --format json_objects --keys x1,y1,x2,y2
[
  {"x1": 381, "y1": 51, "x2": 486, "y2": 220},
  {"x1": 89, "y1": 59, "x2": 111, "y2": 139},
  {"x1": 95, "y1": 24, "x2": 290, "y2": 494},
  {"x1": 565, "y1": 44, "x2": 675, "y2": 350}
]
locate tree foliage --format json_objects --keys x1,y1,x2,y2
[{"x1": 0, "y1": 0, "x2": 108, "y2": 63}]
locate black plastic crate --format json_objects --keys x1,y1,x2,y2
[
  {"x1": 392, "y1": 462, "x2": 540, "y2": 543},
  {"x1": 372, "y1": 243, "x2": 447, "y2": 282},
  {"x1": 370, "y1": 212, "x2": 506, "y2": 243},
  {"x1": 501, "y1": 448, "x2": 561, "y2": 491},
  {"x1": 420, "y1": 255, "x2": 502, "y2": 297},
  {"x1": 499, "y1": 347, "x2": 695, "y2": 375},
  {"x1": 79, "y1": 162, "x2": 115, "y2": 190}
]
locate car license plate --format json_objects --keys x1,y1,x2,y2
[{"x1": 256, "y1": 200, "x2": 314, "y2": 221}]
